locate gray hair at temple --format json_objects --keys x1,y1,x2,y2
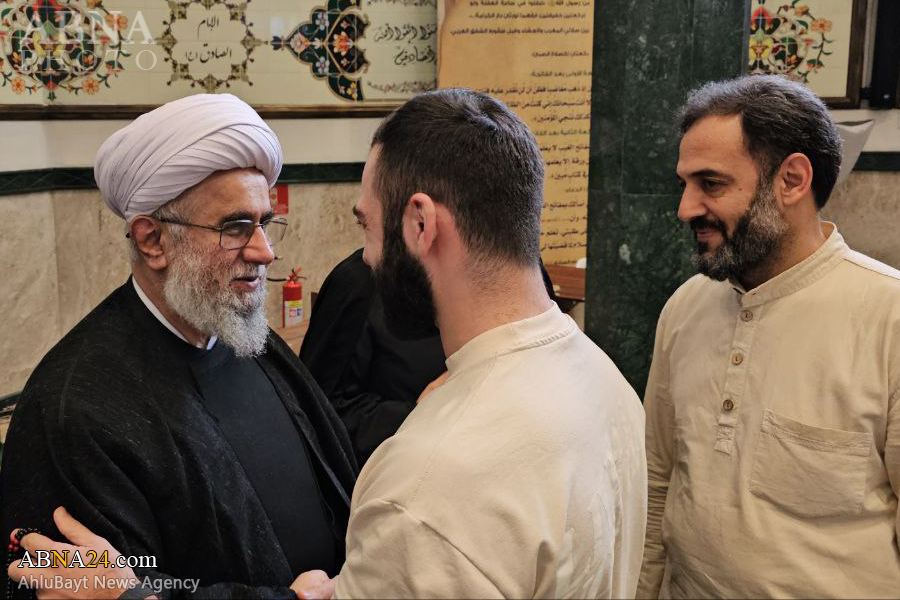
[
  {"x1": 371, "y1": 88, "x2": 545, "y2": 269},
  {"x1": 126, "y1": 195, "x2": 192, "y2": 263},
  {"x1": 678, "y1": 74, "x2": 842, "y2": 209}
]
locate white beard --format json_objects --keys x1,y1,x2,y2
[{"x1": 164, "y1": 242, "x2": 269, "y2": 358}]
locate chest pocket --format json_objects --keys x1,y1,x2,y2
[{"x1": 749, "y1": 409, "x2": 872, "y2": 518}]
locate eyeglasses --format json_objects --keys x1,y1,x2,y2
[{"x1": 156, "y1": 217, "x2": 289, "y2": 250}]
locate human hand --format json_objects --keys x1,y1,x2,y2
[
  {"x1": 290, "y1": 570, "x2": 335, "y2": 599},
  {"x1": 417, "y1": 371, "x2": 449, "y2": 404},
  {"x1": 7, "y1": 507, "x2": 140, "y2": 599}
]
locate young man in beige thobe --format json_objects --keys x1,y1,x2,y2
[{"x1": 326, "y1": 88, "x2": 647, "y2": 599}]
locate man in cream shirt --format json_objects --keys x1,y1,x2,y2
[
  {"x1": 638, "y1": 75, "x2": 900, "y2": 598},
  {"x1": 300, "y1": 88, "x2": 647, "y2": 599}
]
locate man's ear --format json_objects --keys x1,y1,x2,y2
[
  {"x1": 129, "y1": 217, "x2": 169, "y2": 271},
  {"x1": 775, "y1": 152, "x2": 814, "y2": 208},
  {"x1": 405, "y1": 192, "x2": 438, "y2": 257}
]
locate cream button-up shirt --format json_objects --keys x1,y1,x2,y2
[
  {"x1": 335, "y1": 305, "x2": 647, "y2": 599},
  {"x1": 638, "y1": 224, "x2": 900, "y2": 599}
]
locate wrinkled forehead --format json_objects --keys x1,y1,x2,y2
[{"x1": 181, "y1": 168, "x2": 274, "y2": 223}]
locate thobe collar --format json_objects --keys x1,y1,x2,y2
[
  {"x1": 445, "y1": 303, "x2": 575, "y2": 376},
  {"x1": 728, "y1": 221, "x2": 849, "y2": 309},
  {"x1": 132, "y1": 277, "x2": 217, "y2": 350}
]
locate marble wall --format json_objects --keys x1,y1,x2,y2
[
  {"x1": 586, "y1": 0, "x2": 750, "y2": 394},
  {"x1": 0, "y1": 182, "x2": 363, "y2": 397},
  {"x1": 0, "y1": 192, "x2": 65, "y2": 400},
  {"x1": 823, "y1": 171, "x2": 900, "y2": 269}
]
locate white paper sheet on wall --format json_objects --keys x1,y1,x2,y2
[{"x1": 835, "y1": 119, "x2": 875, "y2": 185}]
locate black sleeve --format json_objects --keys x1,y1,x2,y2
[
  {"x1": 327, "y1": 320, "x2": 414, "y2": 465},
  {"x1": 0, "y1": 380, "x2": 296, "y2": 600},
  {"x1": 300, "y1": 249, "x2": 374, "y2": 398},
  {"x1": 299, "y1": 250, "x2": 412, "y2": 464}
]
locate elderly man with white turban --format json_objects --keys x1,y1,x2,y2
[{"x1": 0, "y1": 94, "x2": 357, "y2": 599}]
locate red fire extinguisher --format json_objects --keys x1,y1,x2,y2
[{"x1": 282, "y1": 267, "x2": 306, "y2": 328}]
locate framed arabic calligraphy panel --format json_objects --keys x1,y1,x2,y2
[
  {"x1": 747, "y1": 0, "x2": 867, "y2": 108},
  {"x1": 437, "y1": 0, "x2": 593, "y2": 266},
  {"x1": 0, "y1": 0, "x2": 437, "y2": 118}
]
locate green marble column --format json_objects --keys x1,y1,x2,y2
[{"x1": 585, "y1": 0, "x2": 750, "y2": 394}]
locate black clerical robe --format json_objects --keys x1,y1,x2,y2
[{"x1": 0, "y1": 280, "x2": 357, "y2": 599}]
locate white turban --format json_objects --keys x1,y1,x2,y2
[{"x1": 95, "y1": 94, "x2": 283, "y2": 221}]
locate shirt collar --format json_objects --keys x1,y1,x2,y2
[
  {"x1": 445, "y1": 303, "x2": 576, "y2": 375},
  {"x1": 132, "y1": 277, "x2": 217, "y2": 350},
  {"x1": 730, "y1": 221, "x2": 848, "y2": 308}
]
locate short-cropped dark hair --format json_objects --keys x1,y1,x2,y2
[
  {"x1": 371, "y1": 88, "x2": 544, "y2": 267},
  {"x1": 678, "y1": 75, "x2": 842, "y2": 209}
]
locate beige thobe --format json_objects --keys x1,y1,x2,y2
[
  {"x1": 335, "y1": 305, "x2": 647, "y2": 599},
  {"x1": 639, "y1": 224, "x2": 900, "y2": 599}
]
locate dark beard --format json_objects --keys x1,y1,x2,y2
[
  {"x1": 691, "y1": 181, "x2": 788, "y2": 281},
  {"x1": 372, "y1": 233, "x2": 439, "y2": 340}
]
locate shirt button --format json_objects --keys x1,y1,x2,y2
[
  {"x1": 723, "y1": 398, "x2": 734, "y2": 411},
  {"x1": 740, "y1": 310, "x2": 753, "y2": 322},
  {"x1": 731, "y1": 352, "x2": 744, "y2": 365}
]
